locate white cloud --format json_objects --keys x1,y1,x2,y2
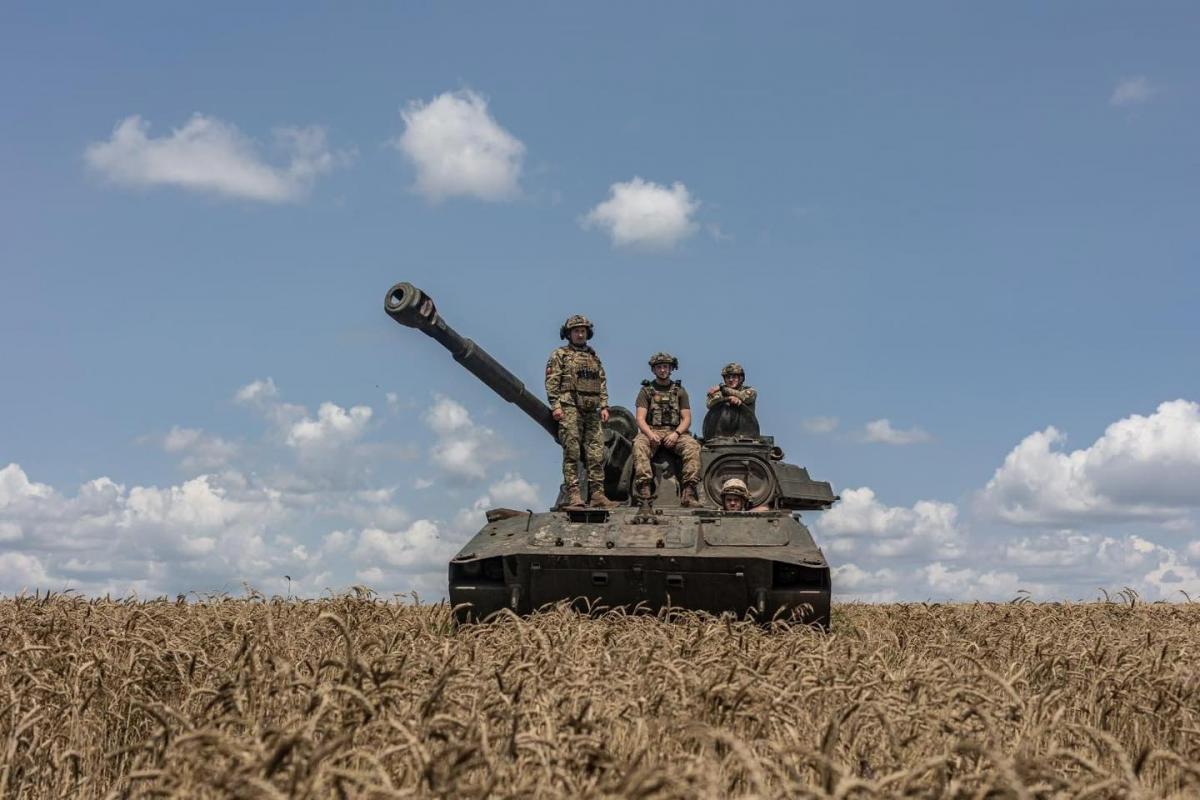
[
  {"x1": 286, "y1": 402, "x2": 373, "y2": 451},
  {"x1": 1109, "y1": 76, "x2": 1159, "y2": 107},
  {"x1": 393, "y1": 89, "x2": 524, "y2": 202},
  {"x1": 423, "y1": 395, "x2": 507, "y2": 480},
  {"x1": 920, "y1": 563, "x2": 1023, "y2": 601},
  {"x1": 85, "y1": 114, "x2": 345, "y2": 202},
  {"x1": 860, "y1": 419, "x2": 932, "y2": 445},
  {"x1": 486, "y1": 473, "x2": 541, "y2": 508},
  {"x1": 978, "y1": 400, "x2": 1200, "y2": 526},
  {"x1": 162, "y1": 426, "x2": 238, "y2": 471},
  {"x1": 582, "y1": 177, "x2": 700, "y2": 250},
  {"x1": 0, "y1": 463, "x2": 53, "y2": 507},
  {"x1": 816, "y1": 487, "x2": 964, "y2": 560},
  {"x1": 802, "y1": 416, "x2": 839, "y2": 434},
  {"x1": 352, "y1": 520, "x2": 455, "y2": 571},
  {"x1": 831, "y1": 563, "x2": 899, "y2": 603},
  {"x1": 0, "y1": 553, "x2": 51, "y2": 591}
]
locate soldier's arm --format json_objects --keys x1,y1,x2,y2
[
  {"x1": 597, "y1": 359, "x2": 609, "y2": 409},
  {"x1": 677, "y1": 407, "x2": 692, "y2": 435},
  {"x1": 544, "y1": 351, "x2": 564, "y2": 410},
  {"x1": 706, "y1": 387, "x2": 725, "y2": 409},
  {"x1": 738, "y1": 387, "x2": 757, "y2": 407}
]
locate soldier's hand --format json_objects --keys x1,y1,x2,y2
[
  {"x1": 729, "y1": 396, "x2": 742, "y2": 406},
  {"x1": 665, "y1": 431, "x2": 679, "y2": 446},
  {"x1": 600, "y1": 408, "x2": 609, "y2": 423},
  {"x1": 646, "y1": 431, "x2": 661, "y2": 446},
  {"x1": 552, "y1": 408, "x2": 564, "y2": 421}
]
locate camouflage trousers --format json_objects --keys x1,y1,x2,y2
[
  {"x1": 633, "y1": 427, "x2": 701, "y2": 488},
  {"x1": 558, "y1": 405, "x2": 605, "y2": 490}
]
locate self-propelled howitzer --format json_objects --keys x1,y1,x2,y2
[{"x1": 385, "y1": 281, "x2": 839, "y2": 626}]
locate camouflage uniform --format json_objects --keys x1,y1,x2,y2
[
  {"x1": 706, "y1": 362, "x2": 757, "y2": 409},
  {"x1": 633, "y1": 377, "x2": 702, "y2": 495},
  {"x1": 546, "y1": 319, "x2": 608, "y2": 501}
]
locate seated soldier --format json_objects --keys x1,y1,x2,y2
[
  {"x1": 633, "y1": 352, "x2": 703, "y2": 507},
  {"x1": 703, "y1": 362, "x2": 760, "y2": 438},
  {"x1": 707, "y1": 362, "x2": 757, "y2": 411}
]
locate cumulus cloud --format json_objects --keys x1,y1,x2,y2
[
  {"x1": 582, "y1": 177, "x2": 700, "y2": 250},
  {"x1": 451, "y1": 473, "x2": 542, "y2": 534},
  {"x1": 423, "y1": 395, "x2": 507, "y2": 481},
  {"x1": 860, "y1": 419, "x2": 932, "y2": 445},
  {"x1": 393, "y1": 89, "x2": 524, "y2": 202},
  {"x1": 978, "y1": 400, "x2": 1200, "y2": 526},
  {"x1": 920, "y1": 563, "x2": 1023, "y2": 601},
  {"x1": 286, "y1": 403, "x2": 373, "y2": 451},
  {"x1": 802, "y1": 416, "x2": 839, "y2": 434},
  {"x1": 816, "y1": 487, "x2": 964, "y2": 560},
  {"x1": 1109, "y1": 76, "x2": 1159, "y2": 107},
  {"x1": 85, "y1": 114, "x2": 346, "y2": 202},
  {"x1": 162, "y1": 426, "x2": 238, "y2": 471}
]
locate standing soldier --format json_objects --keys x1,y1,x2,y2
[
  {"x1": 633, "y1": 353, "x2": 703, "y2": 507},
  {"x1": 546, "y1": 315, "x2": 615, "y2": 509},
  {"x1": 707, "y1": 363, "x2": 757, "y2": 410}
]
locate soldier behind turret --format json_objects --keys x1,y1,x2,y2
[
  {"x1": 706, "y1": 362, "x2": 757, "y2": 411},
  {"x1": 633, "y1": 353, "x2": 703, "y2": 507},
  {"x1": 546, "y1": 315, "x2": 615, "y2": 509}
]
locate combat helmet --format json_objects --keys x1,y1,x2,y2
[
  {"x1": 720, "y1": 477, "x2": 750, "y2": 499},
  {"x1": 648, "y1": 351, "x2": 679, "y2": 369},
  {"x1": 560, "y1": 314, "x2": 594, "y2": 340},
  {"x1": 721, "y1": 362, "x2": 745, "y2": 378}
]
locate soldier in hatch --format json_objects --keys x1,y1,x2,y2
[
  {"x1": 633, "y1": 352, "x2": 703, "y2": 507},
  {"x1": 707, "y1": 362, "x2": 757, "y2": 411},
  {"x1": 546, "y1": 315, "x2": 615, "y2": 509},
  {"x1": 719, "y1": 478, "x2": 750, "y2": 511}
]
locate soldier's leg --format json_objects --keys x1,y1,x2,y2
[
  {"x1": 559, "y1": 405, "x2": 583, "y2": 492},
  {"x1": 668, "y1": 434, "x2": 703, "y2": 506},
  {"x1": 632, "y1": 432, "x2": 655, "y2": 495},
  {"x1": 582, "y1": 412, "x2": 608, "y2": 501},
  {"x1": 673, "y1": 435, "x2": 703, "y2": 486}
]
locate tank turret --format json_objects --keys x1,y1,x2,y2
[{"x1": 385, "y1": 282, "x2": 839, "y2": 626}]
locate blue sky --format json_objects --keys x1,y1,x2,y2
[{"x1": 2, "y1": 3, "x2": 1199, "y2": 600}]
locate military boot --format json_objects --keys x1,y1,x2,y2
[
  {"x1": 559, "y1": 487, "x2": 585, "y2": 509},
  {"x1": 634, "y1": 482, "x2": 653, "y2": 510},
  {"x1": 588, "y1": 489, "x2": 617, "y2": 509},
  {"x1": 680, "y1": 483, "x2": 701, "y2": 508}
]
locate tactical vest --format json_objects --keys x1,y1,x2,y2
[
  {"x1": 644, "y1": 380, "x2": 682, "y2": 427},
  {"x1": 560, "y1": 348, "x2": 603, "y2": 411}
]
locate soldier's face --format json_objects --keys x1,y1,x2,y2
[
  {"x1": 569, "y1": 327, "x2": 589, "y2": 345},
  {"x1": 724, "y1": 374, "x2": 743, "y2": 388},
  {"x1": 723, "y1": 495, "x2": 746, "y2": 511},
  {"x1": 653, "y1": 363, "x2": 672, "y2": 381}
]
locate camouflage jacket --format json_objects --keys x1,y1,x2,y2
[
  {"x1": 706, "y1": 384, "x2": 757, "y2": 410},
  {"x1": 545, "y1": 344, "x2": 608, "y2": 412}
]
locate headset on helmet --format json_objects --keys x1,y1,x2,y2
[
  {"x1": 559, "y1": 314, "x2": 594, "y2": 340},
  {"x1": 648, "y1": 352, "x2": 679, "y2": 369},
  {"x1": 720, "y1": 478, "x2": 750, "y2": 499},
  {"x1": 721, "y1": 362, "x2": 745, "y2": 378}
]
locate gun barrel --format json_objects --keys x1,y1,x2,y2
[{"x1": 385, "y1": 282, "x2": 558, "y2": 439}]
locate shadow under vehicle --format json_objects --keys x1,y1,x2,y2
[{"x1": 385, "y1": 282, "x2": 839, "y2": 627}]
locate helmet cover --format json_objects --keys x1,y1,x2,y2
[
  {"x1": 720, "y1": 477, "x2": 750, "y2": 499},
  {"x1": 721, "y1": 362, "x2": 745, "y2": 378},
  {"x1": 560, "y1": 314, "x2": 594, "y2": 340},
  {"x1": 647, "y1": 351, "x2": 679, "y2": 369}
]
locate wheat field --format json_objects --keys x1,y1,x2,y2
[{"x1": 1, "y1": 593, "x2": 1198, "y2": 798}]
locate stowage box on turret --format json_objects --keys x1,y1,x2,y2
[{"x1": 385, "y1": 282, "x2": 838, "y2": 627}]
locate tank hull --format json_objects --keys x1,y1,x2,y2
[{"x1": 449, "y1": 507, "x2": 831, "y2": 627}]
